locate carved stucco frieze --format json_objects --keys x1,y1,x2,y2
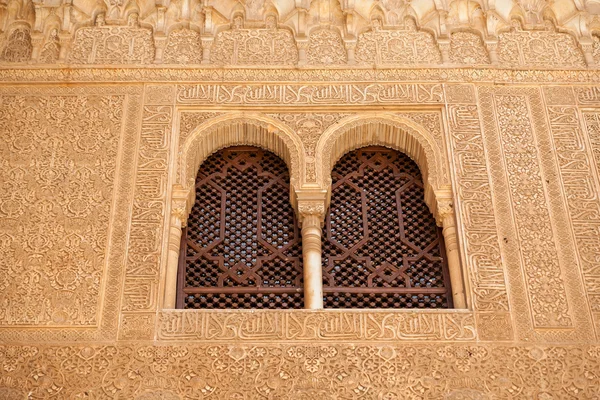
[
  {"x1": 355, "y1": 20, "x2": 441, "y2": 65},
  {"x1": 210, "y1": 19, "x2": 298, "y2": 66},
  {"x1": 175, "y1": 83, "x2": 445, "y2": 105},
  {"x1": 0, "y1": 343, "x2": 599, "y2": 398},
  {"x1": 498, "y1": 26, "x2": 586, "y2": 68},
  {"x1": 69, "y1": 24, "x2": 155, "y2": 64},
  {"x1": 162, "y1": 29, "x2": 203, "y2": 65}
]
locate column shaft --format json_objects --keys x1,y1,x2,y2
[
  {"x1": 163, "y1": 215, "x2": 183, "y2": 309},
  {"x1": 302, "y1": 214, "x2": 324, "y2": 309},
  {"x1": 442, "y1": 214, "x2": 467, "y2": 309}
]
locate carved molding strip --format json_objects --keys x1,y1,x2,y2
[
  {"x1": 176, "y1": 83, "x2": 444, "y2": 106},
  {"x1": 2, "y1": 68, "x2": 600, "y2": 84},
  {"x1": 157, "y1": 310, "x2": 477, "y2": 341}
]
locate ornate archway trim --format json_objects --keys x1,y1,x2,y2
[
  {"x1": 316, "y1": 114, "x2": 449, "y2": 217},
  {"x1": 178, "y1": 112, "x2": 305, "y2": 205}
]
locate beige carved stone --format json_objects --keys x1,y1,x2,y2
[{"x1": 1, "y1": 0, "x2": 600, "y2": 396}]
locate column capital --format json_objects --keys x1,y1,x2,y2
[
  {"x1": 295, "y1": 189, "x2": 327, "y2": 225},
  {"x1": 435, "y1": 191, "x2": 455, "y2": 227},
  {"x1": 171, "y1": 185, "x2": 192, "y2": 226}
]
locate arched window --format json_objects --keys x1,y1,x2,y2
[
  {"x1": 322, "y1": 147, "x2": 453, "y2": 308},
  {"x1": 177, "y1": 147, "x2": 303, "y2": 309}
]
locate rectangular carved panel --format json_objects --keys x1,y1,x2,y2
[
  {"x1": 120, "y1": 85, "x2": 174, "y2": 320},
  {"x1": 445, "y1": 101, "x2": 512, "y2": 340},
  {"x1": 0, "y1": 87, "x2": 140, "y2": 332},
  {"x1": 479, "y1": 86, "x2": 594, "y2": 340}
]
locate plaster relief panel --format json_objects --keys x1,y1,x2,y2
[
  {"x1": 355, "y1": 19, "x2": 441, "y2": 65},
  {"x1": 0, "y1": 27, "x2": 32, "y2": 63},
  {"x1": 69, "y1": 23, "x2": 155, "y2": 64},
  {"x1": 449, "y1": 31, "x2": 490, "y2": 64},
  {"x1": 0, "y1": 343, "x2": 599, "y2": 398},
  {"x1": 479, "y1": 86, "x2": 594, "y2": 340},
  {"x1": 210, "y1": 16, "x2": 298, "y2": 65},
  {"x1": 0, "y1": 87, "x2": 136, "y2": 327},
  {"x1": 162, "y1": 29, "x2": 203, "y2": 64},
  {"x1": 306, "y1": 28, "x2": 347, "y2": 65},
  {"x1": 498, "y1": 25, "x2": 586, "y2": 68}
]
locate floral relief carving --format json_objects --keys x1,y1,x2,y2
[
  {"x1": 0, "y1": 92, "x2": 124, "y2": 326},
  {"x1": 449, "y1": 31, "x2": 490, "y2": 64},
  {"x1": 307, "y1": 28, "x2": 347, "y2": 65},
  {"x1": 268, "y1": 113, "x2": 350, "y2": 156},
  {"x1": 210, "y1": 17, "x2": 298, "y2": 65},
  {"x1": 480, "y1": 88, "x2": 573, "y2": 330},
  {"x1": 593, "y1": 34, "x2": 600, "y2": 66},
  {"x1": 178, "y1": 111, "x2": 225, "y2": 147},
  {"x1": 498, "y1": 25, "x2": 586, "y2": 68},
  {"x1": 0, "y1": 27, "x2": 32, "y2": 62},
  {"x1": 355, "y1": 19, "x2": 441, "y2": 65},
  {"x1": 38, "y1": 29, "x2": 60, "y2": 64},
  {"x1": 0, "y1": 344, "x2": 597, "y2": 398},
  {"x1": 69, "y1": 24, "x2": 154, "y2": 64},
  {"x1": 163, "y1": 29, "x2": 202, "y2": 65}
]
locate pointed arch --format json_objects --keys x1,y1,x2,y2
[
  {"x1": 178, "y1": 113, "x2": 305, "y2": 209},
  {"x1": 316, "y1": 114, "x2": 449, "y2": 218}
]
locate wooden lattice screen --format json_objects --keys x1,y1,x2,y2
[
  {"x1": 322, "y1": 147, "x2": 453, "y2": 308},
  {"x1": 178, "y1": 147, "x2": 304, "y2": 309}
]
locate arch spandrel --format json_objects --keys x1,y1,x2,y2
[
  {"x1": 177, "y1": 114, "x2": 306, "y2": 212},
  {"x1": 315, "y1": 114, "x2": 450, "y2": 219}
]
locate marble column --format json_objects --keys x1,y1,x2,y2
[
  {"x1": 301, "y1": 213, "x2": 324, "y2": 309},
  {"x1": 438, "y1": 203, "x2": 467, "y2": 309},
  {"x1": 297, "y1": 194, "x2": 327, "y2": 310},
  {"x1": 163, "y1": 191, "x2": 189, "y2": 309}
]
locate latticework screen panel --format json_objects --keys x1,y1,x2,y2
[
  {"x1": 322, "y1": 147, "x2": 453, "y2": 308},
  {"x1": 178, "y1": 147, "x2": 303, "y2": 309}
]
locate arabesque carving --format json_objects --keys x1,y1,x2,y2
[
  {"x1": 498, "y1": 22, "x2": 586, "y2": 68},
  {"x1": 355, "y1": 18, "x2": 441, "y2": 65},
  {"x1": 69, "y1": 18, "x2": 154, "y2": 64},
  {"x1": 0, "y1": 26, "x2": 32, "y2": 62},
  {"x1": 306, "y1": 28, "x2": 347, "y2": 65},
  {"x1": 210, "y1": 15, "x2": 298, "y2": 65},
  {"x1": 2, "y1": 0, "x2": 600, "y2": 389},
  {"x1": 449, "y1": 31, "x2": 490, "y2": 64},
  {"x1": 162, "y1": 28, "x2": 202, "y2": 64},
  {"x1": 0, "y1": 87, "x2": 139, "y2": 329},
  {"x1": 0, "y1": 343, "x2": 598, "y2": 398}
]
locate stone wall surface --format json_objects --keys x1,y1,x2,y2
[{"x1": 2, "y1": 0, "x2": 600, "y2": 398}]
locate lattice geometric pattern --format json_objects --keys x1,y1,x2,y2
[
  {"x1": 322, "y1": 147, "x2": 452, "y2": 308},
  {"x1": 179, "y1": 147, "x2": 303, "y2": 309}
]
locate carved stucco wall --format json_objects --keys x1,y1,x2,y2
[
  {"x1": 1, "y1": 75, "x2": 600, "y2": 398},
  {"x1": 1, "y1": 2, "x2": 600, "y2": 397}
]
